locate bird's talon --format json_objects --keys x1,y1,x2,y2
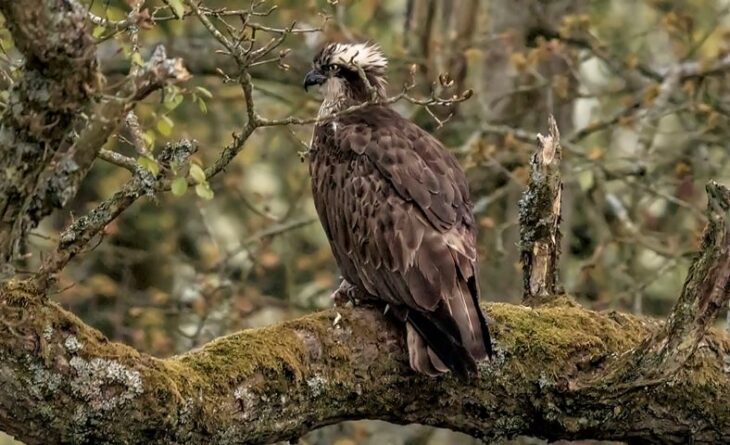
[{"x1": 331, "y1": 279, "x2": 359, "y2": 307}]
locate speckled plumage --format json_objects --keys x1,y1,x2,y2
[{"x1": 306, "y1": 43, "x2": 491, "y2": 377}]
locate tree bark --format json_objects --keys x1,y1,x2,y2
[
  {"x1": 520, "y1": 116, "x2": 564, "y2": 305},
  {"x1": 0, "y1": 280, "x2": 728, "y2": 445},
  {"x1": 0, "y1": 0, "x2": 100, "y2": 263}
]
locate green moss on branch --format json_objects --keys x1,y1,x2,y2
[{"x1": 0, "y1": 282, "x2": 728, "y2": 445}]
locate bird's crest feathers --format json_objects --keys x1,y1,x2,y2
[{"x1": 320, "y1": 42, "x2": 388, "y2": 72}]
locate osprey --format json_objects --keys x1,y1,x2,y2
[{"x1": 304, "y1": 42, "x2": 492, "y2": 377}]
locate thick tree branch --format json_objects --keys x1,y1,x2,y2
[
  {"x1": 0, "y1": 0, "x2": 99, "y2": 264},
  {"x1": 0, "y1": 282, "x2": 728, "y2": 445},
  {"x1": 519, "y1": 116, "x2": 564, "y2": 305},
  {"x1": 3, "y1": 180, "x2": 730, "y2": 443}
]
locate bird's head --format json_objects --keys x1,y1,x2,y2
[{"x1": 303, "y1": 42, "x2": 387, "y2": 107}]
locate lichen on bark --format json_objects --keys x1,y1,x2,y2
[
  {"x1": 0, "y1": 280, "x2": 728, "y2": 445},
  {"x1": 0, "y1": 0, "x2": 100, "y2": 265}
]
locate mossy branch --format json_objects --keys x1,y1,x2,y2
[
  {"x1": 519, "y1": 115, "x2": 564, "y2": 305},
  {"x1": 1, "y1": 281, "x2": 729, "y2": 445}
]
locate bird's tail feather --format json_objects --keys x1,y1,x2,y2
[
  {"x1": 450, "y1": 275, "x2": 492, "y2": 361},
  {"x1": 405, "y1": 308, "x2": 476, "y2": 379},
  {"x1": 405, "y1": 275, "x2": 492, "y2": 379},
  {"x1": 467, "y1": 274, "x2": 493, "y2": 359}
]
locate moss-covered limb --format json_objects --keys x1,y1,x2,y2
[
  {"x1": 518, "y1": 115, "x2": 564, "y2": 305},
  {"x1": 596, "y1": 182, "x2": 730, "y2": 385},
  {"x1": 1, "y1": 282, "x2": 728, "y2": 445},
  {"x1": 0, "y1": 0, "x2": 100, "y2": 263}
]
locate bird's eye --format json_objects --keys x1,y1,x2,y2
[{"x1": 323, "y1": 64, "x2": 339, "y2": 73}]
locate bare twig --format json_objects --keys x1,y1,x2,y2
[
  {"x1": 92, "y1": 4, "x2": 321, "y2": 34},
  {"x1": 183, "y1": 0, "x2": 237, "y2": 58},
  {"x1": 98, "y1": 149, "x2": 138, "y2": 173}
]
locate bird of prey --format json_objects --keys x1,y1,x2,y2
[{"x1": 304, "y1": 42, "x2": 491, "y2": 378}]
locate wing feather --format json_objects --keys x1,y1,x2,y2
[{"x1": 310, "y1": 105, "x2": 491, "y2": 376}]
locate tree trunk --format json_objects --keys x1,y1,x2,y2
[{"x1": 0, "y1": 0, "x2": 100, "y2": 264}]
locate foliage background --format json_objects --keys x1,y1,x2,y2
[{"x1": 2, "y1": 0, "x2": 730, "y2": 443}]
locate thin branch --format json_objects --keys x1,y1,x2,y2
[
  {"x1": 34, "y1": 141, "x2": 198, "y2": 289},
  {"x1": 98, "y1": 149, "x2": 137, "y2": 173},
  {"x1": 183, "y1": 0, "x2": 236, "y2": 57},
  {"x1": 124, "y1": 111, "x2": 149, "y2": 156},
  {"x1": 87, "y1": 8, "x2": 151, "y2": 31},
  {"x1": 93, "y1": 4, "x2": 322, "y2": 34}
]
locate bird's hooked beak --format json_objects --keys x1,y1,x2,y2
[{"x1": 303, "y1": 70, "x2": 327, "y2": 91}]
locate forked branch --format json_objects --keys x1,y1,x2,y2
[{"x1": 589, "y1": 181, "x2": 730, "y2": 385}]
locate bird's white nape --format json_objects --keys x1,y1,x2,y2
[{"x1": 328, "y1": 43, "x2": 387, "y2": 71}]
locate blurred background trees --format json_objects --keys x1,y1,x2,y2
[{"x1": 1, "y1": 0, "x2": 729, "y2": 443}]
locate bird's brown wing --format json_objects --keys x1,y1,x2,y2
[{"x1": 331, "y1": 106, "x2": 492, "y2": 376}]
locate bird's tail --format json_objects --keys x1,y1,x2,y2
[{"x1": 405, "y1": 276, "x2": 491, "y2": 379}]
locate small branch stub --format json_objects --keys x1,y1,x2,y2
[{"x1": 518, "y1": 115, "x2": 564, "y2": 305}]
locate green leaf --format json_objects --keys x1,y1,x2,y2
[
  {"x1": 168, "y1": 0, "x2": 185, "y2": 19},
  {"x1": 165, "y1": 93, "x2": 183, "y2": 111},
  {"x1": 163, "y1": 85, "x2": 183, "y2": 111},
  {"x1": 577, "y1": 169, "x2": 594, "y2": 191},
  {"x1": 142, "y1": 130, "x2": 155, "y2": 148},
  {"x1": 195, "y1": 86, "x2": 214, "y2": 99},
  {"x1": 131, "y1": 52, "x2": 144, "y2": 66},
  {"x1": 195, "y1": 183, "x2": 214, "y2": 200},
  {"x1": 138, "y1": 156, "x2": 159, "y2": 176},
  {"x1": 171, "y1": 177, "x2": 188, "y2": 196},
  {"x1": 189, "y1": 163, "x2": 206, "y2": 184},
  {"x1": 196, "y1": 96, "x2": 207, "y2": 114},
  {"x1": 92, "y1": 26, "x2": 106, "y2": 39},
  {"x1": 121, "y1": 43, "x2": 132, "y2": 57},
  {"x1": 156, "y1": 115, "x2": 174, "y2": 136}
]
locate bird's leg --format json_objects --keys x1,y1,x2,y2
[{"x1": 330, "y1": 278, "x2": 360, "y2": 307}]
